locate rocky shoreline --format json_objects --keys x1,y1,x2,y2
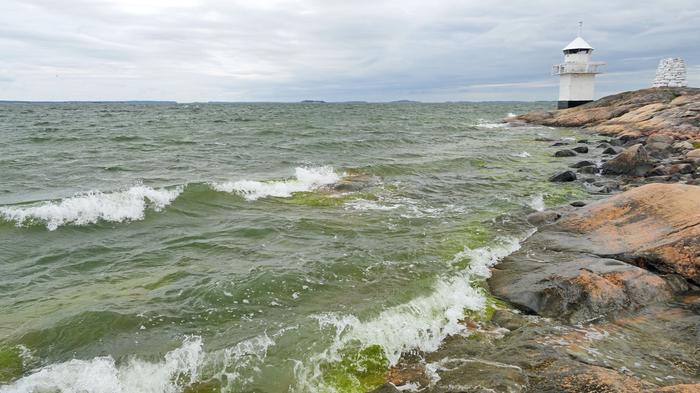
[{"x1": 369, "y1": 88, "x2": 700, "y2": 393}]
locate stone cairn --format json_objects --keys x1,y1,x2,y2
[{"x1": 652, "y1": 58, "x2": 687, "y2": 87}]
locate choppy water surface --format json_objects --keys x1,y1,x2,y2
[{"x1": 0, "y1": 102, "x2": 586, "y2": 392}]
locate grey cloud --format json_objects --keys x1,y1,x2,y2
[{"x1": 0, "y1": 0, "x2": 698, "y2": 101}]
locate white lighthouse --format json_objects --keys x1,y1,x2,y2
[{"x1": 552, "y1": 23, "x2": 606, "y2": 109}]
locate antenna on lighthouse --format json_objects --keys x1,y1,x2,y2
[{"x1": 577, "y1": 21, "x2": 583, "y2": 37}]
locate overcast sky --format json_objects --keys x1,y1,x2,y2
[{"x1": 1, "y1": 0, "x2": 699, "y2": 102}]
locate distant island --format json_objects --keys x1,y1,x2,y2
[{"x1": 0, "y1": 100, "x2": 177, "y2": 104}]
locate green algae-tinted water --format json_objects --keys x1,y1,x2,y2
[{"x1": 0, "y1": 102, "x2": 588, "y2": 393}]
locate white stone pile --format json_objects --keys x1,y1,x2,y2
[{"x1": 652, "y1": 58, "x2": 687, "y2": 87}]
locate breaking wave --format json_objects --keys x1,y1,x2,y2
[
  {"x1": 0, "y1": 185, "x2": 182, "y2": 231},
  {"x1": 293, "y1": 232, "x2": 533, "y2": 392},
  {"x1": 211, "y1": 166, "x2": 342, "y2": 201},
  {"x1": 1, "y1": 333, "x2": 277, "y2": 393},
  {"x1": 1, "y1": 337, "x2": 204, "y2": 393}
]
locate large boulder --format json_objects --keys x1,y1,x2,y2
[
  {"x1": 551, "y1": 183, "x2": 700, "y2": 284},
  {"x1": 601, "y1": 144, "x2": 652, "y2": 176},
  {"x1": 490, "y1": 252, "x2": 671, "y2": 323}
]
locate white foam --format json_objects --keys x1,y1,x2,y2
[
  {"x1": 211, "y1": 166, "x2": 342, "y2": 201},
  {"x1": 344, "y1": 199, "x2": 400, "y2": 211},
  {"x1": 0, "y1": 186, "x2": 182, "y2": 231},
  {"x1": 528, "y1": 194, "x2": 545, "y2": 212},
  {"x1": 511, "y1": 151, "x2": 531, "y2": 158},
  {"x1": 476, "y1": 121, "x2": 507, "y2": 129},
  {"x1": 293, "y1": 233, "x2": 532, "y2": 392},
  {"x1": 1, "y1": 336, "x2": 203, "y2": 393},
  {"x1": 1, "y1": 333, "x2": 277, "y2": 393}
]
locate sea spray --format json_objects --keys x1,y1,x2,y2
[
  {"x1": 293, "y1": 232, "x2": 533, "y2": 393},
  {"x1": 0, "y1": 185, "x2": 182, "y2": 231},
  {"x1": 211, "y1": 166, "x2": 342, "y2": 201},
  {"x1": 528, "y1": 194, "x2": 545, "y2": 211}
]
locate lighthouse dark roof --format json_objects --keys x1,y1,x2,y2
[{"x1": 563, "y1": 36, "x2": 593, "y2": 51}]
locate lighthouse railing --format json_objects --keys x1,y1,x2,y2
[{"x1": 552, "y1": 62, "x2": 606, "y2": 75}]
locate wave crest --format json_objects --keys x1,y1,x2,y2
[
  {"x1": 0, "y1": 185, "x2": 182, "y2": 231},
  {"x1": 293, "y1": 233, "x2": 533, "y2": 392},
  {"x1": 1, "y1": 336, "x2": 203, "y2": 393},
  {"x1": 211, "y1": 166, "x2": 342, "y2": 201}
]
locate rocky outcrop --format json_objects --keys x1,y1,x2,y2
[
  {"x1": 490, "y1": 183, "x2": 700, "y2": 324},
  {"x1": 510, "y1": 87, "x2": 700, "y2": 141}
]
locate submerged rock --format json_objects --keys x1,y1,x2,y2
[
  {"x1": 603, "y1": 146, "x2": 623, "y2": 155},
  {"x1": 549, "y1": 170, "x2": 576, "y2": 182},
  {"x1": 554, "y1": 149, "x2": 576, "y2": 157},
  {"x1": 578, "y1": 166, "x2": 598, "y2": 175},
  {"x1": 572, "y1": 145, "x2": 589, "y2": 154},
  {"x1": 570, "y1": 160, "x2": 595, "y2": 168},
  {"x1": 526, "y1": 211, "x2": 561, "y2": 226}
]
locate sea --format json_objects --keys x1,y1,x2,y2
[{"x1": 0, "y1": 102, "x2": 588, "y2": 393}]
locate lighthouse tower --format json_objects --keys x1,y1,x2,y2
[{"x1": 552, "y1": 23, "x2": 606, "y2": 109}]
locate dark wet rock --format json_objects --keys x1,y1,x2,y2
[
  {"x1": 597, "y1": 142, "x2": 612, "y2": 149},
  {"x1": 570, "y1": 201, "x2": 587, "y2": 207},
  {"x1": 578, "y1": 166, "x2": 598, "y2": 175},
  {"x1": 367, "y1": 383, "x2": 400, "y2": 393},
  {"x1": 526, "y1": 211, "x2": 561, "y2": 226},
  {"x1": 646, "y1": 165, "x2": 670, "y2": 177},
  {"x1": 577, "y1": 139, "x2": 590, "y2": 144},
  {"x1": 570, "y1": 160, "x2": 595, "y2": 168},
  {"x1": 669, "y1": 163, "x2": 694, "y2": 175},
  {"x1": 601, "y1": 144, "x2": 652, "y2": 176},
  {"x1": 603, "y1": 146, "x2": 624, "y2": 155},
  {"x1": 535, "y1": 137, "x2": 556, "y2": 142},
  {"x1": 572, "y1": 145, "x2": 589, "y2": 154},
  {"x1": 549, "y1": 170, "x2": 576, "y2": 182},
  {"x1": 551, "y1": 141, "x2": 572, "y2": 147},
  {"x1": 554, "y1": 149, "x2": 576, "y2": 157}
]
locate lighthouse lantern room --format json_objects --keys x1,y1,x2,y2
[{"x1": 552, "y1": 23, "x2": 606, "y2": 109}]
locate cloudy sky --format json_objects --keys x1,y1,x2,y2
[{"x1": 1, "y1": 0, "x2": 699, "y2": 102}]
